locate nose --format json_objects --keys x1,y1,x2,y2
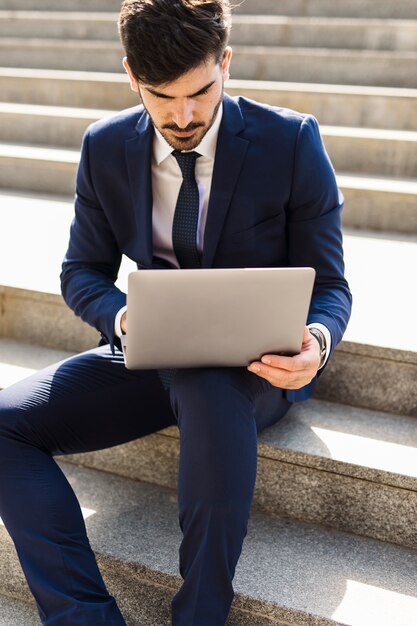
[{"x1": 172, "y1": 99, "x2": 194, "y2": 129}]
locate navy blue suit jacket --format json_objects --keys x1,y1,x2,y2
[{"x1": 61, "y1": 93, "x2": 352, "y2": 402}]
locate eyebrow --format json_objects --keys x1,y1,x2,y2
[{"x1": 145, "y1": 80, "x2": 216, "y2": 100}]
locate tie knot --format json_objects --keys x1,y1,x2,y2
[{"x1": 173, "y1": 150, "x2": 200, "y2": 180}]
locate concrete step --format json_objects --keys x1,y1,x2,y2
[
  {"x1": 233, "y1": 0, "x2": 417, "y2": 19},
  {"x1": 1, "y1": 68, "x2": 417, "y2": 132},
  {"x1": 0, "y1": 191, "x2": 109, "y2": 352},
  {"x1": 0, "y1": 102, "x2": 111, "y2": 148},
  {"x1": 2, "y1": 12, "x2": 417, "y2": 52},
  {"x1": 2, "y1": 0, "x2": 417, "y2": 19},
  {"x1": 325, "y1": 127, "x2": 417, "y2": 179},
  {"x1": 2, "y1": 463, "x2": 417, "y2": 625},
  {"x1": 0, "y1": 0, "x2": 120, "y2": 10},
  {"x1": 0, "y1": 189, "x2": 134, "y2": 352},
  {"x1": 0, "y1": 37, "x2": 125, "y2": 74},
  {"x1": 231, "y1": 45, "x2": 417, "y2": 88},
  {"x1": 317, "y1": 228, "x2": 417, "y2": 416},
  {"x1": 0, "y1": 142, "x2": 78, "y2": 195},
  {"x1": 0, "y1": 595, "x2": 39, "y2": 625},
  {"x1": 226, "y1": 81, "x2": 417, "y2": 132},
  {"x1": 3, "y1": 103, "x2": 417, "y2": 180},
  {"x1": 64, "y1": 397, "x2": 417, "y2": 549},
  {"x1": 0, "y1": 339, "x2": 73, "y2": 389},
  {"x1": 339, "y1": 174, "x2": 417, "y2": 235},
  {"x1": 2, "y1": 338, "x2": 416, "y2": 548},
  {"x1": 232, "y1": 16, "x2": 417, "y2": 51},
  {"x1": 1, "y1": 144, "x2": 416, "y2": 234},
  {"x1": 1, "y1": 39, "x2": 417, "y2": 88},
  {"x1": 0, "y1": 190, "x2": 415, "y2": 415},
  {"x1": 0, "y1": 10, "x2": 120, "y2": 41}
]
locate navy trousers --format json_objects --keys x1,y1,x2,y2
[{"x1": 0, "y1": 345, "x2": 291, "y2": 626}]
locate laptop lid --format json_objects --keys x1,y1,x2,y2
[{"x1": 122, "y1": 267, "x2": 315, "y2": 369}]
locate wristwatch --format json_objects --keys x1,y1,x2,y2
[{"x1": 309, "y1": 327, "x2": 327, "y2": 369}]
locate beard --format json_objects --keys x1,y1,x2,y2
[{"x1": 143, "y1": 87, "x2": 223, "y2": 152}]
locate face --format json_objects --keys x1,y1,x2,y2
[{"x1": 123, "y1": 48, "x2": 232, "y2": 151}]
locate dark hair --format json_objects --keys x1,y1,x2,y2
[{"x1": 118, "y1": 0, "x2": 232, "y2": 85}]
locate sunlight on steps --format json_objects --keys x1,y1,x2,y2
[
  {"x1": 0, "y1": 362, "x2": 36, "y2": 388},
  {"x1": 311, "y1": 427, "x2": 417, "y2": 477},
  {"x1": 333, "y1": 579, "x2": 417, "y2": 626}
]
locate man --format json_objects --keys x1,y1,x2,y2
[{"x1": 0, "y1": 0, "x2": 352, "y2": 624}]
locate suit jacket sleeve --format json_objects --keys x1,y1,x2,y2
[
  {"x1": 60, "y1": 127, "x2": 126, "y2": 352},
  {"x1": 286, "y1": 115, "x2": 352, "y2": 363}
]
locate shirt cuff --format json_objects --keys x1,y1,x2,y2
[
  {"x1": 114, "y1": 305, "x2": 128, "y2": 338},
  {"x1": 307, "y1": 323, "x2": 332, "y2": 369}
]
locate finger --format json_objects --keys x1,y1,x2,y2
[
  {"x1": 260, "y1": 354, "x2": 295, "y2": 370},
  {"x1": 260, "y1": 352, "x2": 312, "y2": 372},
  {"x1": 248, "y1": 360, "x2": 302, "y2": 384},
  {"x1": 247, "y1": 361, "x2": 315, "y2": 389},
  {"x1": 247, "y1": 362, "x2": 290, "y2": 386}
]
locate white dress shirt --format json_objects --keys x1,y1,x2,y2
[
  {"x1": 151, "y1": 104, "x2": 223, "y2": 267},
  {"x1": 114, "y1": 103, "x2": 331, "y2": 367}
]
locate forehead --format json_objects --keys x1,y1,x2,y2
[{"x1": 141, "y1": 57, "x2": 220, "y2": 97}]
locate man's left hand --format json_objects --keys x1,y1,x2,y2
[{"x1": 247, "y1": 326, "x2": 321, "y2": 389}]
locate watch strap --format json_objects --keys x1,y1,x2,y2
[{"x1": 309, "y1": 327, "x2": 327, "y2": 368}]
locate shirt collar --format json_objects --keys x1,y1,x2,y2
[{"x1": 153, "y1": 102, "x2": 223, "y2": 165}]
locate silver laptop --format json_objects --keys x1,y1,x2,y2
[{"x1": 122, "y1": 267, "x2": 315, "y2": 369}]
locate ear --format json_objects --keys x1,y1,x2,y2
[
  {"x1": 122, "y1": 57, "x2": 139, "y2": 93},
  {"x1": 221, "y1": 46, "x2": 232, "y2": 81}
]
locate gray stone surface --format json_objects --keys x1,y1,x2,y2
[
  {"x1": 1, "y1": 68, "x2": 417, "y2": 131},
  {"x1": 3, "y1": 13, "x2": 417, "y2": 53},
  {"x1": 230, "y1": 45, "x2": 417, "y2": 88},
  {"x1": 3, "y1": 103, "x2": 417, "y2": 180},
  {"x1": 0, "y1": 143, "x2": 78, "y2": 195},
  {"x1": 0, "y1": 102, "x2": 108, "y2": 148},
  {"x1": 233, "y1": 0, "x2": 417, "y2": 19},
  {"x1": 1, "y1": 36, "x2": 417, "y2": 88},
  {"x1": 0, "y1": 11, "x2": 120, "y2": 41},
  {"x1": 231, "y1": 17, "x2": 417, "y2": 52},
  {"x1": 340, "y1": 176, "x2": 417, "y2": 234},
  {"x1": 324, "y1": 128, "x2": 417, "y2": 178},
  {"x1": 228, "y1": 81, "x2": 417, "y2": 132},
  {"x1": 260, "y1": 400, "x2": 417, "y2": 488},
  {"x1": 0, "y1": 530, "x2": 34, "y2": 604},
  {"x1": 2, "y1": 0, "x2": 417, "y2": 19},
  {"x1": 0, "y1": 67, "x2": 135, "y2": 111},
  {"x1": 0, "y1": 37, "x2": 125, "y2": 73},
  {"x1": 316, "y1": 347, "x2": 417, "y2": 417},
  {"x1": 342, "y1": 229, "x2": 417, "y2": 358},
  {"x1": 63, "y1": 398, "x2": 417, "y2": 547},
  {"x1": 0, "y1": 595, "x2": 39, "y2": 625},
  {"x1": 0, "y1": 286, "x2": 97, "y2": 352},
  {"x1": 255, "y1": 456, "x2": 417, "y2": 548},
  {"x1": 0, "y1": 338, "x2": 73, "y2": 389},
  {"x1": 2, "y1": 463, "x2": 417, "y2": 625}
]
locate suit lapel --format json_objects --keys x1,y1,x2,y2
[
  {"x1": 202, "y1": 95, "x2": 249, "y2": 268},
  {"x1": 125, "y1": 109, "x2": 154, "y2": 268}
]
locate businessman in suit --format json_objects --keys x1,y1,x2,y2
[{"x1": 0, "y1": 1, "x2": 352, "y2": 624}]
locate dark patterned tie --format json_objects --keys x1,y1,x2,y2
[
  {"x1": 158, "y1": 150, "x2": 201, "y2": 390},
  {"x1": 172, "y1": 150, "x2": 202, "y2": 269}
]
